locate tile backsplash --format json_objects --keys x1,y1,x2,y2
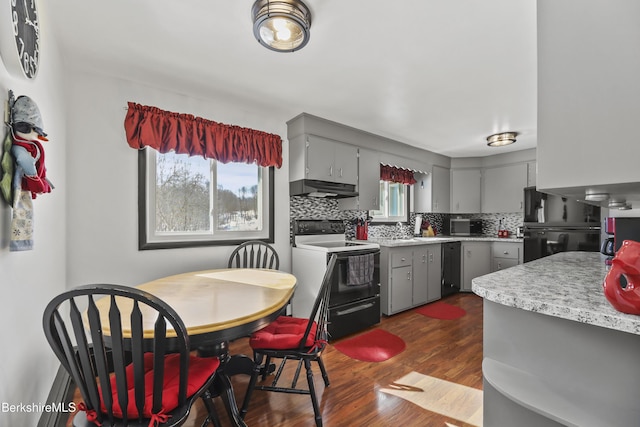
[{"x1": 290, "y1": 196, "x2": 523, "y2": 241}]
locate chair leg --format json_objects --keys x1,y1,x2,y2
[
  {"x1": 240, "y1": 352, "x2": 264, "y2": 419},
  {"x1": 317, "y1": 356, "x2": 330, "y2": 387},
  {"x1": 304, "y1": 358, "x2": 323, "y2": 427},
  {"x1": 261, "y1": 355, "x2": 272, "y2": 380},
  {"x1": 201, "y1": 389, "x2": 223, "y2": 427}
]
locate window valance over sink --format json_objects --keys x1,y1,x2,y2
[
  {"x1": 124, "y1": 102, "x2": 282, "y2": 168},
  {"x1": 380, "y1": 164, "x2": 416, "y2": 185}
]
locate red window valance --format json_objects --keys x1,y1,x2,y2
[
  {"x1": 380, "y1": 164, "x2": 416, "y2": 185},
  {"x1": 123, "y1": 102, "x2": 282, "y2": 168}
]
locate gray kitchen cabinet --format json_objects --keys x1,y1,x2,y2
[
  {"x1": 413, "y1": 166, "x2": 450, "y2": 213},
  {"x1": 491, "y1": 241, "x2": 523, "y2": 272},
  {"x1": 291, "y1": 134, "x2": 358, "y2": 185},
  {"x1": 427, "y1": 244, "x2": 442, "y2": 302},
  {"x1": 537, "y1": 0, "x2": 640, "y2": 200},
  {"x1": 461, "y1": 241, "x2": 491, "y2": 292},
  {"x1": 481, "y1": 163, "x2": 528, "y2": 213},
  {"x1": 338, "y1": 147, "x2": 380, "y2": 210},
  {"x1": 451, "y1": 168, "x2": 481, "y2": 213},
  {"x1": 527, "y1": 161, "x2": 536, "y2": 188},
  {"x1": 380, "y1": 244, "x2": 442, "y2": 315},
  {"x1": 390, "y1": 265, "x2": 413, "y2": 314}
]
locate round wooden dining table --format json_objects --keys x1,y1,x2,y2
[{"x1": 95, "y1": 268, "x2": 296, "y2": 427}]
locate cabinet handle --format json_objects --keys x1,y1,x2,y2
[
  {"x1": 497, "y1": 262, "x2": 502, "y2": 270},
  {"x1": 429, "y1": 253, "x2": 434, "y2": 262},
  {"x1": 340, "y1": 168, "x2": 343, "y2": 177},
  {"x1": 422, "y1": 254, "x2": 426, "y2": 263},
  {"x1": 520, "y1": 201, "x2": 523, "y2": 209},
  {"x1": 503, "y1": 251, "x2": 509, "y2": 255},
  {"x1": 401, "y1": 257, "x2": 406, "y2": 262},
  {"x1": 407, "y1": 272, "x2": 411, "y2": 280},
  {"x1": 329, "y1": 166, "x2": 333, "y2": 176}
]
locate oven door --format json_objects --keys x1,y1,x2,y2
[{"x1": 328, "y1": 249, "x2": 380, "y2": 307}]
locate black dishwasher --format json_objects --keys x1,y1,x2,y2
[{"x1": 441, "y1": 242, "x2": 461, "y2": 296}]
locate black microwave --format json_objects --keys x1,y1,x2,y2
[{"x1": 450, "y1": 218, "x2": 483, "y2": 236}]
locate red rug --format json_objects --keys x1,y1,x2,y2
[
  {"x1": 416, "y1": 301, "x2": 466, "y2": 320},
  {"x1": 333, "y1": 329, "x2": 405, "y2": 362}
]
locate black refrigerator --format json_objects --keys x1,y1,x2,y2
[{"x1": 523, "y1": 187, "x2": 601, "y2": 263}]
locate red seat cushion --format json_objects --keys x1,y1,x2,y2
[
  {"x1": 95, "y1": 352, "x2": 219, "y2": 422},
  {"x1": 250, "y1": 316, "x2": 317, "y2": 350}
]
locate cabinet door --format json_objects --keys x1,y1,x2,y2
[
  {"x1": 306, "y1": 136, "x2": 336, "y2": 181},
  {"x1": 357, "y1": 148, "x2": 381, "y2": 210},
  {"x1": 461, "y1": 242, "x2": 491, "y2": 292},
  {"x1": 527, "y1": 161, "x2": 537, "y2": 187},
  {"x1": 390, "y1": 266, "x2": 413, "y2": 313},
  {"x1": 482, "y1": 163, "x2": 528, "y2": 213},
  {"x1": 432, "y1": 166, "x2": 450, "y2": 213},
  {"x1": 413, "y1": 166, "x2": 451, "y2": 214},
  {"x1": 333, "y1": 142, "x2": 358, "y2": 185},
  {"x1": 427, "y1": 244, "x2": 442, "y2": 302},
  {"x1": 451, "y1": 169, "x2": 481, "y2": 213},
  {"x1": 413, "y1": 249, "x2": 429, "y2": 305}
]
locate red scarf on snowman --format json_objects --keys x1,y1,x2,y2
[{"x1": 12, "y1": 133, "x2": 51, "y2": 198}]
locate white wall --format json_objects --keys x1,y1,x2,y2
[
  {"x1": 65, "y1": 72, "x2": 293, "y2": 287},
  {"x1": 0, "y1": 3, "x2": 67, "y2": 425}
]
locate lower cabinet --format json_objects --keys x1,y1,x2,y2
[
  {"x1": 381, "y1": 244, "x2": 442, "y2": 315},
  {"x1": 491, "y1": 241, "x2": 523, "y2": 272},
  {"x1": 461, "y1": 242, "x2": 492, "y2": 292}
]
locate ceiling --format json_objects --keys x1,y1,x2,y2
[{"x1": 47, "y1": 0, "x2": 537, "y2": 158}]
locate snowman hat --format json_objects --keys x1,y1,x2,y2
[{"x1": 12, "y1": 95, "x2": 47, "y2": 137}]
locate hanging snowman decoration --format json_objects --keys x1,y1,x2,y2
[
  {"x1": 0, "y1": 92, "x2": 53, "y2": 251},
  {"x1": 10, "y1": 95, "x2": 53, "y2": 198}
]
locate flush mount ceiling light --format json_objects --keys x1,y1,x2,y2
[
  {"x1": 252, "y1": 0, "x2": 312, "y2": 52},
  {"x1": 487, "y1": 132, "x2": 518, "y2": 147},
  {"x1": 585, "y1": 192, "x2": 609, "y2": 202}
]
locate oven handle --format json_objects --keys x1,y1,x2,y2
[
  {"x1": 334, "y1": 249, "x2": 380, "y2": 259},
  {"x1": 335, "y1": 302, "x2": 375, "y2": 316}
]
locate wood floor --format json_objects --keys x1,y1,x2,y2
[
  {"x1": 198, "y1": 293, "x2": 483, "y2": 427},
  {"x1": 66, "y1": 293, "x2": 483, "y2": 427}
]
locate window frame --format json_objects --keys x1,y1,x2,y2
[
  {"x1": 138, "y1": 149, "x2": 274, "y2": 250},
  {"x1": 369, "y1": 180, "x2": 411, "y2": 224}
]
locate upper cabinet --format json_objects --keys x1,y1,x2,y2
[
  {"x1": 290, "y1": 135, "x2": 358, "y2": 185},
  {"x1": 527, "y1": 161, "x2": 536, "y2": 188},
  {"x1": 338, "y1": 147, "x2": 381, "y2": 210},
  {"x1": 451, "y1": 168, "x2": 481, "y2": 213},
  {"x1": 413, "y1": 165, "x2": 450, "y2": 213},
  {"x1": 537, "y1": 0, "x2": 640, "y2": 200},
  {"x1": 481, "y1": 163, "x2": 528, "y2": 213}
]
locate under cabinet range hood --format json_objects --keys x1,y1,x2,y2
[{"x1": 290, "y1": 179, "x2": 359, "y2": 198}]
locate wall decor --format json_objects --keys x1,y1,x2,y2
[
  {"x1": 0, "y1": 0, "x2": 41, "y2": 79},
  {"x1": 0, "y1": 91, "x2": 52, "y2": 251}
]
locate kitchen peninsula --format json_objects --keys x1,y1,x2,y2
[{"x1": 472, "y1": 252, "x2": 640, "y2": 427}]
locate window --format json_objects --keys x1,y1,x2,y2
[
  {"x1": 139, "y1": 149, "x2": 274, "y2": 249},
  {"x1": 370, "y1": 181, "x2": 409, "y2": 223}
]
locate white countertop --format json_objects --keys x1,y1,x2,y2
[
  {"x1": 472, "y1": 251, "x2": 640, "y2": 335},
  {"x1": 362, "y1": 236, "x2": 523, "y2": 247}
]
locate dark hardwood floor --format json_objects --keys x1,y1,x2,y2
[{"x1": 66, "y1": 293, "x2": 483, "y2": 427}]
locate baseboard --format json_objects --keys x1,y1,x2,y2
[{"x1": 37, "y1": 364, "x2": 74, "y2": 427}]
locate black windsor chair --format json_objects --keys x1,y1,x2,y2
[
  {"x1": 240, "y1": 254, "x2": 337, "y2": 427},
  {"x1": 42, "y1": 284, "x2": 222, "y2": 427}
]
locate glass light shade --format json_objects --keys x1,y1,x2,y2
[
  {"x1": 252, "y1": 0, "x2": 311, "y2": 52},
  {"x1": 486, "y1": 132, "x2": 518, "y2": 147}
]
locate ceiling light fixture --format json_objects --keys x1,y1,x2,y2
[
  {"x1": 486, "y1": 132, "x2": 518, "y2": 147},
  {"x1": 585, "y1": 192, "x2": 609, "y2": 202},
  {"x1": 252, "y1": 0, "x2": 312, "y2": 53}
]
